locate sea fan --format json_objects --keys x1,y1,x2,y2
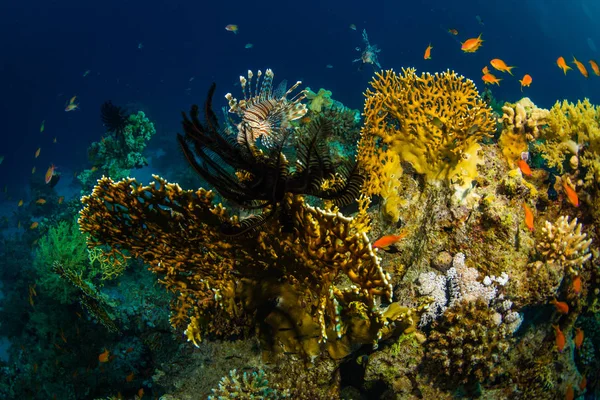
[{"x1": 101, "y1": 101, "x2": 130, "y2": 140}]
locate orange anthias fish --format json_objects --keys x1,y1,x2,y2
[
  {"x1": 98, "y1": 349, "x2": 110, "y2": 363},
  {"x1": 552, "y1": 324, "x2": 566, "y2": 352},
  {"x1": 225, "y1": 24, "x2": 238, "y2": 34},
  {"x1": 32, "y1": 166, "x2": 36, "y2": 174},
  {"x1": 482, "y1": 65, "x2": 489, "y2": 74},
  {"x1": 572, "y1": 56, "x2": 589, "y2": 78},
  {"x1": 490, "y1": 58, "x2": 515, "y2": 75},
  {"x1": 551, "y1": 298, "x2": 569, "y2": 314},
  {"x1": 126, "y1": 372, "x2": 135, "y2": 382},
  {"x1": 517, "y1": 159, "x2": 532, "y2": 176},
  {"x1": 523, "y1": 203, "x2": 534, "y2": 231},
  {"x1": 556, "y1": 56, "x2": 572, "y2": 74},
  {"x1": 58, "y1": 196, "x2": 64, "y2": 204},
  {"x1": 519, "y1": 74, "x2": 532, "y2": 91},
  {"x1": 461, "y1": 34, "x2": 483, "y2": 53},
  {"x1": 482, "y1": 73, "x2": 501, "y2": 85},
  {"x1": 137, "y1": 388, "x2": 144, "y2": 399},
  {"x1": 579, "y1": 376, "x2": 587, "y2": 390},
  {"x1": 35, "y1": 148, "x2": 41, "y2": 158},
  {"x1": 45, "y1": 164, "x2": 56, "y2": 184},
  {"x1": 572, "y1": 276, "x2": 582, "y2": 295},
  {"x1": 563, "y1": 180, "x2": 579, "y2": 207},
  {"x1": 372, "y1": 231, "x2": 408, "y2": 253},
  {"x1": 18, "y1": 199, "x2": 23, "y2": 207},
  {"x1": 574, "y1": 328, "x2": 584, "y2": 349},
  {"x1": 565, "y1": 385, "x2": 574, "y2": 400},
  {"x1": 424, "y1": 43, "x2": 433, "y2": 60},
  {"x1": 448, "y1": 28, "x2": 459, "y2": 35},
  {"x1": 589, "y1": 60, "x2": 600, "y2": 76},
  {"x1": 35, "y1": 198, "x2": 46, "y2": 205},
  {"x1": 30, "y1": 221, "x2": 39, "y2": 230}
]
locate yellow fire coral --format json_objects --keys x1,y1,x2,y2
[
  {"x1": 536, "y1": 98, "x2": 600, "y2": 187},
  {"x1": 358, "y1": 68, "x2": 496, "y2": 197},
  {"x1": 78, "y1": 175, "x2": 407, "y2": 358}
]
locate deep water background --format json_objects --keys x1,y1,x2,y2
[{"x1": 0, "y1": 0, "x2": 599, "y2": 195}]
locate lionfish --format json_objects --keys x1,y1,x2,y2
[{"x1": 225, "y1": 69, "x2": 307, "y2": 147}]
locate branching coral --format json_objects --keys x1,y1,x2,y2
[
  {"x1": 537, "y1": 215, "x2": 592, "y2": 275},
  {"x1": 358, "y1": 68, "x2": 496, "y2": 197},
  {"x1": 78, "y1": 175, "x2": 402, "y2": 358},
  {"x1": 208, "y1": 369, "x2": 290, "y2": 399},
  {"x1": 498, "y1": 97, "x2": 549, "y2": 166},
  {"x1": 534, "y1": 99, "x2": 599, "y2": 179},
  {"x1": 79, "y1": 110, "x2": 156, "y2": 189}
]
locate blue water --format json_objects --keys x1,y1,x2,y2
[{"x1": 0, "y1": 0, "x2": 599, "y2": 192}]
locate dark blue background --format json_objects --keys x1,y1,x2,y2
[{"x1": 1, "y1": 0, "x2": 598, "y2": 191}]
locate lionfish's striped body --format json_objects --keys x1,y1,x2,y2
[{"x1": 225, "y1": 69, "x2": 307, "y2": 146}]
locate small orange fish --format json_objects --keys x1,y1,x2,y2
[
  {"x1": 579, "y1": 376, "x2": 587, "y2": 390},
  {"x1": 572, "y1": 276, "x2": 581, "y2": 295},
  {"x1": 45, "y1": 164, "x2": 56, "y2": 184},
  {"x1": 99, "y1": 349, "x2": 110, "y2": 363},
  {"x1": 482, "y1": 65, "x2": 489, "y2": 74},
  {"x1": 572, "y1": 56, "x2": 589, "y2": 78},
  {"x1": 490, "y1": 58, "x2": 515, "y2": 75},
  {"x1": 225, "y1": 24, "x2": 238, "y2": 34},
  {"x1": 461, "y1": 34, "x2": 483, "y2": 53},
  {"x1": 18, "y1": 199, "x2": 23, "y2": 207},
  {"x1": 482, "y1": 73, "x2": 501, "y2": 85},
  {"x1": 91, "y1": 166, "x2": 98, "y2": 172},
  {"x1": 448, "y1": 28, "x2": 459, "y2": 35},
  {"x1": 36, "y1": 198, "x2": 46, "y2": 205},
  {"x1": 517, "y1": 159, "x2": 532, "y2": 176},
  {"x1": 33, "y1": 363, "x2": 38, "y2": 373},
  {"x1": 126, "y1": 372, "x2": 135, "y2": 382},
  {"x1": 519, "y1": 74, "x2": 532, "y2": 91},
  {"x1": 553, "y1": 324, "x2": 566, "y2": 352},
  {"x1": 557, "y1": 56, "x2": 572, "y2": 74},
  {"x1": 551, "y1": 298, "x2": 569, "y2": 314},
  {"x1": 58, "y1": 196, "x2": 64, "y2": 204},
  {"x1": 424, "y1": 43, "x2": 433, "y2": 60},
  {"x1": 35, "y1": 148, "x2": 41, "y2": 158},
  {"x1": 372, "y1": 231, "x2": 407, "y2": 252},
  {"x1": 574, "y1": 328, "x2": 584, "y2": 349},
  {"x1": 126, "y1": 347, "x2": 134, "y2": 353},
  {"x1": 563, "y1": 180, "x2": 579, "y2": 207},
  {"x1": 60, "y1": 328, "x2": 68, "y2": 344},
  {"x1": 589, "y1": 60, "x2": 600, "y2": 76},
  {"x1": 523, "y1": 203, "x2": 534, "y2": 231},
  {"x1": 32, "y1": 166, "x2": 36, "y2": 174},
  {"x1": 30, "y1": 221, "x2": 39, "y2": 230},
  {"x1": 137, "y1": 388, "x2": 144, "y2": 399},
  {"x1": 565, "y1": 384, "x2": 574, "y2": 400}
]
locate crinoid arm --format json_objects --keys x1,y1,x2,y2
[{"x1": 100, "y1": 100, "x2": 130, "y2": 140}]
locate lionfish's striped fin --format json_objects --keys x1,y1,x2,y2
[{"x1": 225, "y1": 69, "x2": 307, "y2": 147}]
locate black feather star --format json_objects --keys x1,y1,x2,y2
[
  {"x1": 177, "y1": 83, "x2": 364, "y2": 236},
  {"x1": 100, "y1": 101, "x2": 130, "y2": 140}
]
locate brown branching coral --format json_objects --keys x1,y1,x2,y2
[
  {"x1": 78, "y1": 175, "x2": 398, "y2": 358},
  {"x1": 357, "y1": 67, "x2": 496, "y2": 196}
]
